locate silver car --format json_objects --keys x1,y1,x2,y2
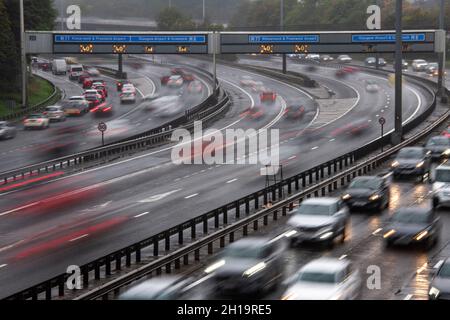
[
  {"x1": 120, "y1": 92, "x2": 136, "y2": 104},
  {"x1": 282, "y1": 258, "x2": 361, "y2": 300},
  {"x1": 429, "y1": 258, "x2": 450, "y2": 300},
  {"x1": 286, "y1": 197, "x2": 350, "y2": 247},
  {"x1": 44, "y1": 105, "x2": 66, "y2": 122},
  {"x1": 119, "y1": 276, "x2": 190, "y2": 300},
  {"x1": 0, "y1": 121, "x2": 17, "y2": 139}
]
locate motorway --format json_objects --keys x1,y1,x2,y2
[{"x1": 0, "y1": 56, "x2": 435, "y2": 298}]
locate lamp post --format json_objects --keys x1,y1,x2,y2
[
  {"x1": 281, "y1": 0, "x2": 286, "y2": 74},
  {"x1": 438, "y1": 0, "x2": 448, "y2": 103},
  {"x1": 392, "y1": 0, "x2": 403, "y2": 145},
  {"x1": 20, "y1": 0, "x2": 27, "y2": 108}
]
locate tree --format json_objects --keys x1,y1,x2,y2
[
  {"x1": 0, "y1": 0, "x2": 18, "y2": 92},
  {"x1": 156, "y1": 6, "x2": 195, "y2": 31}
]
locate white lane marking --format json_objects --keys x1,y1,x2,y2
[
  {"x1": 404, "y1": 294, "x2": 413, "y2": 300},
  {"x1": 417, "y1": 263, "x2": 428, "y2": 274},
  {"x1": 139, "y1": 189, "x2": 181, "y2": 203},
  {"x1": 382, "y1": 172, "x2": 393, "y2": 179},
  {"x1": 134, "y1": 211, "x2": 149, "y2": 218},
  {"x1": 339, "y1": 255, "x2": 347, "y2": 260},
  {"x1": 0, "y1": 203, "x2": 39, "y2": 217},
  {"x1": 185, "y1": 193, "x2": 199, "y2": 199},
  {"x1": 311, "y1": 146, "x2": 319, "y2": 150},
  {"x1": 0, "y1": 264, "x2": 7, "y2": 269},
  {"x1": 329, "y1": 138, "x2": 336, "y2": 142},
  {"x1": 288, "y1": 155, "x2": 297, "y2": 160},
  {"x1": 372, "y1": 228, "x2": 383, "y2": 235},
  {"x1": 226, "y1": 178, "x2": 238, "y2": 184},
  {"x1": 69, "y1": 234, "x2": 89, "y2": 242},
  {"x1": 183, "y1": 274, "x2": 214, "y2": 291}
]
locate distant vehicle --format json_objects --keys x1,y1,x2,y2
[
  {"x1": 52, "y1": 59, "x2": 67, "y2": 75},
  {"x1": 84, "y1": 89, "x2": 104, "y2": 101},
  {"x1": 0, "y1": 121, "x2": 17, "y2": 140},
  {"x1": 121, "y1": 83, "x2": 136, "y2": 94},
  {"x1": 331, "y1": 119, "x2": 369, "y2": 137},
  {"x1": 391, "y1": 147, "x2": 431, "y2": 181},
  {"x1": 365, "y1": 79, "x2": 380, "y2": 92},
  {"x1": 187, "y1": 80, "x2": 203, "y2": 94},
  {"x1": 335, "y1": 66, "x2": 358, "y2": 78},
  {"x1": 23, "y1": 114, "x2": 50, "y2": 130},
  {"x1": 282, "y1": 258, "x2": 361, "y2": 300},
  {"x1": 240, "y1": 76, "x2": 256, "y2": 87},
  {"x1": 61, "y1": 100, "x2": 89, "y2": 116},
  {"x1": 206, "y1": 237, "x2": 285, "y2": 297},
  {"x1": 78, "y1": 72, "x2": 91, "y2": 84},
  {"x1": 429, "y1": 258, "x2": 450, "y2": 300},
  {"x1": 160, "y1": 75, "x2": 171, "y2": 86},
  {"x1": 402, "y1": 59, "x2": 409, "y2": 70},
  {"x1": 86, "y1": 67, "x2": 100, "y2": 76},
  {"x1": 65, "y1": 57, "x2": 79, "y2": 65},
  {"x1": 305, "y1": 54, "x2": 320, "y2": 61},
  {"x1": 251, "y1": 81, "x2": 265, "y2": 93},
  {"x1": 170, "y1": 67, "x2": 194, "y2": 81},
  {"x1": 383, "y1": 206, "x2": 441, "y2": 249},
  {"x1": 90, "y1": 102, "x2": 113, "y2": 116},
  {"x1": 240, "y1": 106, "x2": 265, "y2": 120},
  {"x1": 441, "y1": 127, "x2": 450, "y2": 138},
  {"x1": 144, "y1": 96, "x2": 183, "y2": 117},
  {"x1": 84, "y1": 92, "x2": 103, "y2": 109},
  {"x1": 37, "y1": 60, "x2": 51, "y2": 71},
  {"x1": 341, "y1": 176, "x2": 390, "y2": 212},
  {"x1": 82, "y1": 78, "x2": 94, "y2": 89},
  {"x1": 119, "y1": 277, "x2": 190, "y2": 300},
  {"x1": 321, "y1": 55, "x2": 334, "y2": 62},
  {"x1": 260, "y1": 90, "x2": 277, "y2": 103},
  {"x1": 426, "y1": 62, "x2": 439, "y2": 74},
  {"x1": 412, "y1": 59, "x2": 428, "y2": 72},
  {"x1": 432, "y1": 164, "x2": 450, "y2": 208},
  {"x1": 167, "y1": 75, "x2": 184, "y2": 88},
  {"x1": 365, "y1": 57, "x2": 387, "y2": 67},
  {"x1": 286, "y1": 197, "x2": 350, "y2": 247},
  {"x1": 425, "y1": 136, "x2": 450, "y2": 160},
  {"x1": 92, "y1": 83, "x2": 108, "y2": 98},
  {"x1": 68, "y1": 64, "x2": 84, "y2": 80},
  {"x1": 285, "y1": 105, "x2": 306, "y2": 120},
  {"x1": 43, "y1": 106, "x2": 66, "y2": 122},
  {"x1": 116, "y1": 80, "x2": 131, "y2": 91},
  {"x1": 120, "y1": 92, "x2": 136, "y2": 104},
  {"x1": 337, "y1": 55, "x2": 352, "y2": 63}
]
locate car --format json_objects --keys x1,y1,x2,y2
[
  {"x1": 426, "y1": 62, "x2": 439, "y2": 74},
  {"x1": 144, "y1": 96, "x2": 183, "y2": 117},
  {"x1": 321, "y1": 55, "x2": 334, "y2": 62},
  {"x1": 412, "y1": 59, "x2": 428, "y2": 72},
  {"x1": 383, "y1": 206, "x2": 441, "y2": 249},
  {"x1": 160, "y1": 75, "x2": 171, "y2": 86},
  {"x1": 68, "y1": 64, "x2": 84, "y2": 80},
  {"x1": 365, "y1": 79, "x2": 380, "y2": 92},
  {"x1": 285, "y1": 105, "x2": 306, "y2": 120},
  {"x1": 365, "y1": 57, "x2": 387, "y2": 67},
  {"x1": 116, "y1": 80, "x2": 131, "y2": 91},
  {"x1": 86, "y1": 67, "x2": 100, "y2": 77},
  {"x1": 251, "y1": 81, "x2": 265, "y2": 93},
  {"x1": 84, "y1": 93, "x2": 103, "y2": 109},
  {"x1": 240, "y1": 76, "x2": 256, "y2": 87},
  {"x1": 43, "y1": 106, "x2": 66, "y2": 122},
  {"x1": 432, "y1": 164, "x2": 450, "y2": 208},
  {"x1": 206, "y1": 237, "x2": 285, "y2": 296},
  {"x1": 260, "y1": 90, "x2": 277, "y2": 103},
  {"x1": 120, "y1": 91, "x2": 137, "y2": 104},
  {"x1": 119, "y1": 276, "x2": 190, "y2": 300},
  {"x1": 391, "y1": 147, "x2": 431, "y2": 181},
  {"x1": 82, "y1": 77, "x2": 94, "y2": 89},
  {"x1": 281, "y1": 258, "x2": 361, "y2": 300},
  {"x1": 187, "y1": 80, "x2": 203, "y2": 94},
  {"x1": 39, "y1": 61, "x2": 52, "y2": 72},
  {"x1": 337, "y1": 55, "x2": 352, "y2": 63},
  {"x1": 425, "y1": 136, "x2": 450, "y2": 160},
  {"x1": 90, "y1": 102, "x2": 113, "y2": 116},
  {"x1": 429, "y1": 258, "x2": 450, "y2": 300},
  {"x1": 341, "y1": 176, "x2": 390, "y2": 212},
  {"x1": 61, "y1": 100, "x2": 89, "y2": 116},
  {"x1": 442, "y1": 127, "x2": 450, "y2": 138},
  {"x1": 0, "y1": 121, "x2": 17, "y2": 140},
  {"x1": 78, "y1": 72, "x2": 91, "y2": 84},
  {"x1": 84, "y1": 89, "x2": 104, "y2": 102},
  {"x1": 286, "y1": 197, "x2": 350, "y2": 247},
  {"x1": 23, "y1": 114, "x2": 50, "y2": 130},
  {"x1": 167, "y1": 75, "x2": 184, "y2": 88},
  {"x1": 121, "y1": 83, "x2": 136, "y2": 94},
  {"x1": 305, "y1": 54, "x2": 320, "y2": 61},
  {"x1": 402, "y1": 59, "x2": 409, "y2": 70},
  {"x1": 335, "y1": 66, "x2": 358, "y2": 78},
  {"x1": 330, "y1": 119, "x2": 370, "y2": 137},
  {"x1": 92, "y1": 84, "x2": 108, "y2": 98},
  {"x1": 240, "y1": 106, "x2": 265, "y2": 120}
]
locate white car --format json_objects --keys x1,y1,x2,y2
[
  {"x1": 122, "y1": 84, "x2": 136, "y2": 94},
  {"x1": 144, "y1": 96, "x2": 183, "y2": 117},
  {"x1": 282, "y1": 258, "x2": 361, "y2": 300},
  {"x1": 43, "y1": 106, "x2": 66, "y2": 122},
  {"x1": 365, "y1": 80, "x2": 380, "y2": 93},
  {"x1": 24, "y1": 114, "x2": 50, "y2": 130},
  {"x1": 167, "y1": 75, "x2": 184, "y2": 88},
  {"x1": 432, "y1": 164, "x2": 450, "y2": 208},
  {"x1": 120, "y1": 92, "x2": 137, "y2": 104},
  {"x1": 412, "y1": 59, "x2": 428, "y2": 72},
  {"x1": 337, "y1": 55, "x2": 352, "y2": 63},
  {"x1": 306, "y1": 54, "x2": 320, "y2": 61}
]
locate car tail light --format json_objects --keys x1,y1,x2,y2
[
  {"x1": 90, "y1": 107, "x2": 99, "y2": 113},
  {"x1": 103, "y1": 106, "x2": 112, "y2": 112}
]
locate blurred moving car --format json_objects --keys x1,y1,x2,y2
[
  {"x1": 161, "y1": 75, "x2": 171, "y2": 86},
  {"x1": 341, "y1": 176, "x2": 390, "y2": 212},
  {"x1": 260, "y1": 90, "x2": 277, "y2": 103},
  {"x1": 429, "y1": 258, "x2": 450, "y2": 300},
  {"x1": 43, "y1": 106, "x2": 66, "y2": 122},
  {"x1": 84, "y1": 92, "x2": 103, "y2": 109},
  {"x1": 286, "y1": 197, "x2": 349, "y2": 247},
  {"x1": 92, "y1": 83, "x2": 108, "y2": 98},
  {"x1": 78, "y1": 72, "x2": 90, "y2": 84},
  {"x1": 321, "y1": 55, "x2": 334, "y2": 62},
  {"x1": 116, "y1": 80, "x2": 130, "y2": 91},
  {"x1": 119, "y1": 277, "x2": 190, "y2": 300},
  {"x1": 206, "y1": 237, "x2": 285, "y2": 296},
  {"x1": 285, "y1": 105, "x2": 306, "y2": 120},
  {"x1": 426, "y1": 62, "x2": 439, "y2": 75},
  {"x1": 412, "y1": 59, "x2": 428, "y2": 72},
  {"x1": 432, "y1": 164, "x2": 450, "y2": 209},
  {"x1": 121, "y1": 83, "x2": 136, "y2": 94},
  {"x1": 23, "y1": 114, "x2": 50, "y2": 130},
  {"x1": 83, "y1": 77, "x2": 94, "y2": 89},
  {"x1": 365, "y1": 79, "x2": 380, "y2": 92},
  {"x1": 68, "y1": 64, "x2": 84, "y2": 81},
  {"x1": 391, "y1": 147, "x2": 431, "y2": 181},
  {"x1": 187, "y1": 80, "x2": 203, "y2": 94},
  {"x1": 37, "y1": 125, "x2": 83, "y2": 158},
  {"x1": 90, "y1": 103, "x2": 113, "y2": 116},
  {"x1": 305, "y1": 54, "x2": 320, "y2": 61},
  {"x1": 282, "y1": 258, "x2": 361, "y2": 300},
  {"x1": 402, "y1": 59, "x2": 409, "y2": 70},
  {"x1": 144, "y1": 96, "x2": 183, "y2": 117},
  {"x1": 337, "y1": 55, "x2": 352, "y2": 63},
  {"x1": 61, "y1": 100, "x2": 89, "y2": 116},
  {"x1": 171, "y1": 68, "x2": 194, "y2": 82},
  {"x1": 240, "y1": 75, "x2": 256, "y2": 87},
  {"x1": 331, "y1": 119, "x2": 369, "y2": 137},
  {"x1": 335, "y1": 66, "x2": 358, "y2": 78},
  {"x1": 0, "y1": 121, "x2": 17, "y2": 139},
  {"x1": 120, "y1": 91, "x2": 137, "y2": 104},
  {"x1": 425, "y1": 136, "x2": 450, "y2": 160},
  {"x1": 365, "y1": 57, "x2": 387, "y2": 67},
  {"x1": 240, "y1": 106, "x2": 265, "y2": 120},
  {"x1": 86, "y1": 67, "x2": 101, "y2": 77},
  {"x1": 167, "y1": 75, "x2": 184, "y2": 88},
  {"x1": 383, "y1": 206, "x2": 441, "y2": 249},
  {"x1": 441, "y1": 127, "x2": 450, "y2": 138}
]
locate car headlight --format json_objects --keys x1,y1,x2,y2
[
  {"x1": 443, "y1": 149, "x2": 450, "y2": 156},
  {"x1": 426, "y1": 150, "x2": 432, "y2": 155},
  {"x1": 414, "y1": 230, "x2": 429, "y2": 241},
  {"x1": 369, "y1": 194, "x2": 380, "y2": 201},
  {"x1": 416, "y1": 161, "x2": 425, "y2": 168},
  {"x1": 243, "y1": 262, "x2": 266, "y2": 277},
  {"x1": 342, "y1": 194, "x2": 351, "y2": 200},
  {"x1": 383, "y1": 229, "x2": 396, "y2": 238},
  {"x1": 391, "y1": 161, "x2": 399, "y2": 168},
  {"x1": 204, "y1": 259, "x2": 225, "y2": 274},
  {"x1": 281, "y1": 292, "x2": 297, "y2": 300},
  {"x1": 429, "y1": 287, "x2": 440, "y2": 298}
]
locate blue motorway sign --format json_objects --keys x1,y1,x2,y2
[
  {"x1": 352, "y1": 33, "x2": 426, "y2": 43},
  {"x1": 54, "y1": 34, "x2": 207, "y2": 44},
  {"x1": 248, "y1": 35, "x2": 319, "y2": 43}
]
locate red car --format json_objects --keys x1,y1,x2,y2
[
  {"x1": 116, "y1": 80, "x2": 130, "y2": 91},
  {"x1": 90, "y1": 102, "x2": 113, "y2": 116},
  {"x1": 260, "y1": 91, "x2": 277, "y2": 103},
  {"x1": 240, "y1": 106, "x2": 265, "y2": 120},
  {"x1": 336, "y1": 66, "x2": 359, "y2": 78},
  {"x1": 83, "y1": 78, "x2": 94, "y2": 89},
  {"x1": 161, "y1": 75, "x2": 171, "y2": 86},
  {"x1": 331, "y1": 120, "x2": 370, "y2": 137},
  {"x1": 78, "y1": 72, "x2": 91, "y2": 84},
  {"x1": 441, "y1": 127, "x2": 450, "y2": 138},
  {"x1": 171, "y1": 68, "x2": 195, "y2": 82},
  {"x1": 92, "y1": 83, "x2": 108, "y2": 98},
  {"x1": 285, "y1": 105, "x2": 306, "y2": 119}
]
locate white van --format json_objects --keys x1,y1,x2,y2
[
  {"x1": 52, "y1": 59, "x2": 67, "y2": 75},
  {"x1": 69, "y1": 64, "x2": 84, "y2": 80},
  {"x1": 432, "y1": 164, "x2": 450, "y2": 208}
]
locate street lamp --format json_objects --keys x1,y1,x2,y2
[
  {"x1": 281, "y1": 0, "x2": 286, "y2": 74},
  {"x1": 438, "y1": 0, "x2": 448, "y2": 103},
  {"x1": 20, "y1": 0, "x2": 27, "y2": 107},
  {"x1": 392, "y1": 0, "x2": 403, "y2": 145}
]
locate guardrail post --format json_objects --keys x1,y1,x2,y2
[
  {"x1": 273, "y1": 210, "x2": 278, "y2": 221},
  {"x1": 136, "y1": 245, "x2": 141, "y2": 263},
  {"x1": 339, "y1": 158, "x2": 343, "y2": 170},
  {"x1": 153, "y1": 239, "x2": 159, "y2": 257},
  {"x1": 334, "y1": 181, "x2": 338, "y2": 189},
  {"x1": 223, "y1": 207, "x2": 228, "y2": 225},
  {"x1": 175, "y1": 258, "x2": 181, "y2": 270},
  {"x1": 203, "y1": 216, "x2": 208, "y2": 234},
  {"x1": 229, "y1": 232, "x2": 234, "y2": 243},
  {"x1": 179, "y1": 226, "x2": 184, "y2": 245},
  {"x1": 95, "y1": 262, "x2": 100, "y2": 280},
  {"x1": 254, "y1": 194, "x2": 259, "y2": 209},
  {"x1": 208, "y1": 242, "x2": 213, "y2": 254},
  {"x1": 82, "y1": 266, "x2": 89, "y2": 288},
  {"x1": 183, "y1": 254, "x2": 189, "y2": 265},
  {"x1": 341, "y1": 177, "x2": 345, "y2": 186},
  {"x1": 345, "y1": 156, "x2": 349, "y2": 167},
  {"x1": 105, "y1": 256, "x2": 111, "y2": 275},
  {"x1": 126, "y1": 248, "x2": 131, "y2": 267},
  {"x1": 288, "y1": 179, "x2": 292, "y2": 194},
  {"x1": 191, "y1": 220, "x2": 196, "y2": 239},
  {"x1": 195, "y1": 249, "x2": 200, "y2": 261},
  {"x1": 263, "y1": 189, "x2": 268, "y2": 205},
  {"x1": 45, "y1": 283, "x2": 52, "y2": 300},
  {"x1": 214, "y1": 210, "x2": 219, "y2": 228},
  {"x1": 245, "y1": 198, "x2": 250, "y2": 214},
  {"x1": 321, "y1": 187, "x2": 326, "y2": 196},
  {"x1": 278, "y1": 183, "x2": 283, "y2": 198},
  {"x1": 58, "y1": 276, "x2": 65, "y2": 297},
  {"x1": 253, "y1": 220, "x2": 258, "y2": 231},
  {"x1": 165, "y1": 263, "x2": 171, "y2": 274},
  {"x1": 263, "y1": 215, "x2": 268, "y2": 226},
  {"x1": 309, "y1": 171, "x2": 313, "y2": 184},
  {"x1": 320, "y1": 165, "x2": 324, "y2": 179},
  {"x1": 302, "y1": 173, "x2": 306, "y2": 188},
  {"x1": 328, "y1": 163, "x2": 331, "y2": 176},
  {"x1": 283, "y1": 206, "x2": 288, "y2": 216},
  {"x1": 243, "y1": 225, "x2": 248, "y2": 236},
  {"x1": 116, "y1": 255, "x2": 122, "y2": 270},
  {"x1": 328, "y1": 184, "x2": 333, "y2": 193},
  {"x1": 235, "y1": 201, "x2": 240, "y2": 219},
  {"x1": 31, "y1": 288, "x2": 37, "y2": 300},
  {"x1": 272, "y1": 187, "x2": 276, "y2": 202},
  {"x1": 165, "y1": 232, "x2": 170, "y2": 251}
]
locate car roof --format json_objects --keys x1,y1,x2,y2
[
  {"x1": 120, "y1": 277, "x2": 182, "y2": 298},
  {"x1": 400, "y1": 146, "x2": 423, "y2": 152},
  {"x1": 227, "y1": 237, "x2": 271, "y2": 250},
  {"x1": 301, "y1": 258, "x2": 349, "y2": 274},
  {"x1": 301, "y1": 197, "x2": 339, "y2": 205},
  {"x1": 45, "y1": 105, "x2": 62, "y2": 109},
  {"x1": 435, "y1": 164, "x2": 450, "y2": 171},
  {"x1": 352, "y1": 175, "x2": 380, "y2": 181},
  {"x1": 395, "y1": 206, "x2": 431, "y2": 216}
]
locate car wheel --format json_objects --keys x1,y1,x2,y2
[
  {"x1": 433, "y1": 198, "x2": 439, "y2": 209},
  {"x1": 385, "y1": 240, "x2": 392, "y2": 248}
]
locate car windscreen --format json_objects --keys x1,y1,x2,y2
[
  {"x1": 223, "y1": 245, "x2": 264, "y2": 259},
  {"x1": 392, "y1": 210, "x2": 429, "y2": 223},
  {"x1": 397, "y1": 148, "x2": 423, "y2": 159},
  {"x1": 349, "y1": 178, "x2": 381, "y2": 190},
  {"x1": 427, "y1": 137, "x2": 450, "y2": 146},
  {"x1": 296, "y1": 203, "x2": 333, "y2": 216},
  {"x1": 45, "y1": 107, "x2": 59, "y2": 112},
  {"x1": 435, "y1": 169, "x2": 450, "y2": 183},
  {"x1": 297, "y1": 271, "x2": 337, "y2": 284},
  {"x1": 438, "y1": 263, "x2": 450, "y2": 278},
  {"x1": 72, "y1": 67, "x2": 83, "y2": 72}
]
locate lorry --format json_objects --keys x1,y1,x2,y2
[{"x1": 52, "y1": 59, "x2": 67, "y2": 75}]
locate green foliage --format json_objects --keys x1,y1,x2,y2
[
  {"x1": 156, "y1": 6, "x2": 195, "y2": 31},
  {"x1": 0, "y1": 0, "x2": 18, "y2": 92}
]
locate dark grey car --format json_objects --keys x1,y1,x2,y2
[
  {"x1": 383, "y1": 207, "x2": 441, "y2": 249},
  {"x1": 209, "y1": 237, "x2": 285, "y2": 297},
  {"x1": 0, "y1": 121, "x2": 17, "y2": 140},
  {"x1": 341, "y1": 176, "x2": 390, "y2": 212},
  {"x1": 391, "y1": 147, "x2": 431, "y2": 181},
  {"x1": 425, "y1": 136, "x2": 450, "y2": 161},
  {"x1": 429, "y1": 258, "x2": 450, "y2": 300}
]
